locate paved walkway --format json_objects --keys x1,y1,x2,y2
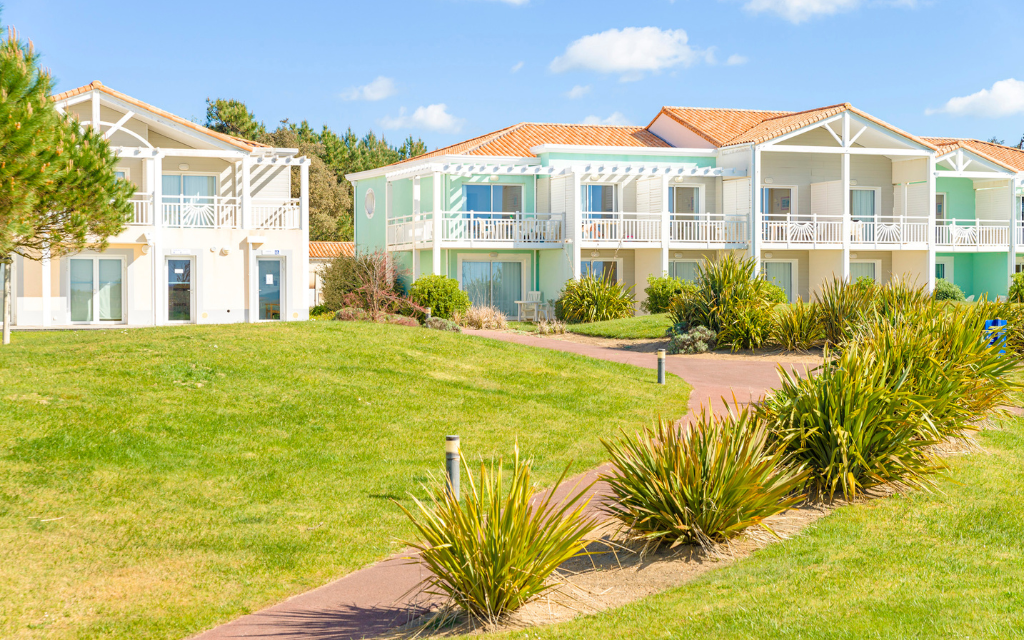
[{"x1": 192, "y1": 334, "x2": 814, "y2": 640}]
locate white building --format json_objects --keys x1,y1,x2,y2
[{"x1": 4, "y1": 81, "x2": 311, "y2": 328}]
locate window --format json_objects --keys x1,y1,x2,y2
[
  {"x1": 460, "y1": 259, "x2": 523, "y2": 316},
  {"x1": 762, "y1": 187, "x2": 794, "y2": 219},
  {"x1": 70, "y1": 257, "x2": 124, "y2": 323},
  {"x1": 115, "y1": 169, "x2": 129, "y2": 181},
  {"x1": 669, "y1": 186, "x2": 700, "y2": 215},
  {"x1": 936, "y1": 193, "x2": 947, "y2": 222},
  {"x1": 581, "y1": 184, "x2": 616, "y2": 213},
  {"x1": 580, "y1": 259, "x2": 619, "y2": 282},
  {"x1": 463, "y1": 184, "x2": 523, "y2": 213},
  {"x1": 851, "y1": 188, "x2": 879, "y2": 241},
  {"x1": 669, "y1": 260, "x2": 699, "y2": 282},
  {"x1": 936, "y1": 257, "x2": 954, "y2": 282},
  {"x1": 850, "y1": 261, "x2": 877, "y2": 282},
  {"x1": 163, "y1": 174, "x2": 216, "y2": 202},
  {"x1": 762, "y1": 260, "x2": 795, "y2": 302},
  {"x1": 365, "y1": 188, "x2": 375, "y2": 219},
  {"x1": 168, "y1": 259, "x2": 192, "y2": 322}
]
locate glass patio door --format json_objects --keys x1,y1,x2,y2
[
  {"x1": 168, "y1": 259, "x2": 192, "y2": 322},
  {"x1": 762, "y1": 261, "x2": 793, "y2": 302},
  {"x1": 850, "y1": 262, "x2": 877, "y2": 282},
  {"x1": 70, "y1": 258, "x2": 123, "y2": 323},
  {"x1": 851, "y1": 190, "x2": 876, "y2": 242},
  {"x1": 258, "y1": 259, "x2": 282, "y2": 320},
  {"x1": 460, "y1": 260, "x2": 522, "y2": 317}
]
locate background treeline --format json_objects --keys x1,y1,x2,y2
[{"x1": 204, "y1": 98, "x2": 427, "y2": 242}]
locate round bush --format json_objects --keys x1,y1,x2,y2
[
  {"x1": 760, "y1": 280, "x2": 788, "y2": 305},
  {"x1": 408, "y1": 275, "x2": 471, "y2": 320},
  {"x1": 642, "y1": 275, "x2": 696, "y2": 314},
  {"x1": 425, "y1": 317, "x2": 462, "y2": 332},
  {"x1": 934, "y1": 278, "x2": 965, "y2": 302}
]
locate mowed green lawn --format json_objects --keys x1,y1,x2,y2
[
  {"x1": 0, "y1": 322, "x2": 689, "y2": 640},
  {"x1": 477, "y1": 417, "x2": 1024, "y2": 640},
  {"x1": 567, "y1": 313, "x2": 673, "y2": 340}
]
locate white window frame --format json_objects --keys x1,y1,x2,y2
[
  {"x1": 936, "y1": 192, "x2": 947, "y2": 222},
  {"x1": 580, "y1": 182, "x2": 618, "y2": 213},
  {"x1": 462, "y1": 182, "x2": 525, "y2": 214},
  {"x1": 256, "y1": 256, "x2": 286, "y2": 322},
  {"x1": 936, "y1": 256, "x2": 955, "y2": 281},
  {"x1": 579, "y1": 256, "x2": 624, "y2": 283},
  {"x1": 1014, "y1": 256, "x2": 1024, "y2": 274},
  {"x1": 670, "y1": 183, "x2": 705, "y2": 215},
  {"x1": 115, "y1": 167, "x2": 130, "y2": 181},
  {"x1": 761, "y1": 258, "x2": 799, "y2": 303},
  {"x1": 850, "y1": 258, "x2": 883, "y2": 283},
  {"x1": 850, "y1": 186, "x2": 882, "y2": 217},
  {"x1": 165, "y1": 255, "x2": 196, "y2": 325},
  {"x1": 66, "y1": 254, "x2": 127, "y2": 325},
  {"x1": 161, "y1": 172, "x2": 221, "y2": 199},
  {"x1": 760, "y1": 185, "x2": 799, "y2": 218},
  {"x1": 668, "y1": 259, "x2": 702, "y2": 281},
  {"x1": 455, "y1": 253, "x2": 532, "y2": 301}
]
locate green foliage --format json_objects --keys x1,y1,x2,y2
[
  {"x1": 762, "y1": 281, "x2": 788, "y2": 305},
  {"x1": 718, "y1": 299, "x2": 776, "y2": 350},
  {"x1": 933, "y1": 278, "x2": 965, "y2": 302},
  {"x1": 566, "y1": 313, "x2": 672, "y2": 339},
  {"x1": 309, "y1": 304, "x2": 330, "y2": 316},
  {"x1": 601, "y1": 409, "x2": 807, "y2": 550},
  {"x1": 408, "y1": 275, "x2": 471, "y2": 320},
  {"x1": 813, "y1": 276, "x2": 877, "y2": 344},
  {"x1": 397, "y1": 449, "x2": 596, "y2": 622},
  {"x1": 668, "y1": 326, "x2": 716, "y2": 354},
  {"x1": 771, "y1": 299, "x2": 823, "y2": 351},
  {"x1": 425, "y1": 317, "x2": 462, "y2": 332},
  {"x1": 556, "y1": 275, "x2": 636, "y2": 323},
  {"x1": 1009, "y1": 273, "x2": 1024, "y2": 303},
  {"x1": 204, "y1": 98, "x2": 267, "y2": 141},
  {"x1": 642, "y1": 275, "x2": 695, "y2": 314},
  {"x1": 334, "y1": 307, "x2": 368, "y2": 321}
]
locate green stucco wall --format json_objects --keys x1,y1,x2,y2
[
  {"x1": 354, "y1": 175, "x2": 388, "y2": 253},
  {"x1": 936, "y1": 177, "x2": 975, "y2": 221},
  {"x1": 937, "y1": 251, "x2": 1010, "y2": 298}
]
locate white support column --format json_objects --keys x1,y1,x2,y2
[
  {"x1": 91, "y1": 91, "x2": 101, "y2": 134},
  {"x1": 660, "y1": 175, "x2": 671, "y2": 275},
  {"x1": 40, "y1": 243, "x2": 51, "y2": 327},
  {"x1": 411, "y1": 176, "x2": 421, "y2": 279},
  {"x1": 841, "y1": 113, "x2": 851, "y2": 281},
  {"x1": 569, "y1": 170, "x2": 582, "y2": 279},
  {"x1": 750, "y1": 146, "x2": 762, "y2": 275},
  {"x1": 926, "y1": 154, "x2": 937, "y2": 292},
  {"x1": 432, "y1": 171, "x2": 442, "y2": 276},
  {"x1": 300, "y1": 161, "x2": 310, "y2": 313},
  {"x1": 151, "y1": 153, "x2": 163, "y2": 326},
  {"x1": 241, "y1": 156, "x2": 253, "y2": 229},
  {"x1": 1008, "y1": 177, "x2": 1018, "y2": 285}
]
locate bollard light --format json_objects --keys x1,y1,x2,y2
[
  {"x1": 657, "y1": 349, "x2": 666, "y2": 385},
  {"x1": 425, "y1": 307, "x2": 432, "y2": 321},
  {"x1": 445, "y1": 435, "x2": 460, "y2": 501}
]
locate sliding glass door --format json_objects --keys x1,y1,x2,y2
[
  {"x1": 762, "y1": 261, "x2": 794, "y2": 302},
  {"x1": 460, "y1": 260, "x2": 523, "y2": 316},
  {"x1": 69, "y1": 257, "x2": 124, "y2": 323},
  {"x1": 168, "y1": 258, "x2": 192, "y2": 322}
]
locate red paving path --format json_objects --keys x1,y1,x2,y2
[{"x1": 191, "y1": 333, "x2": 816, "y2": 640}]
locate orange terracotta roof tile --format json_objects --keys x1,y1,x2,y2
[
  {"x1": 653, "y1": 106, "x2": 793, "y2": 147},
  {"x1": 309, "y1": 241, "x2": 354, "y2": 259},
  {"x1": 51, "y1": 81, "x2": 270, "y2": 151},
  {"x1": 922, "y1": 137, "x2": 1024, "y2": 173}
]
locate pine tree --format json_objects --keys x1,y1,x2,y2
[{"x1": 0, "y1": 23, "x2": 134, "y2": 344}]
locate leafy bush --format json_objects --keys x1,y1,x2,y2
[
  {"x1": 455, "y1": 305, "x2": 509, "y2": 330},
  {"x1": 425, "y1": 317, "x2": 462, "y2": 332},
  {"x1": 334, "y1": 307, "x2": 368, "y2": 322},
  {"x1": 320, "y1": 251, "x2": 420, "y2": 320},
  {"x1": 537, "y1": 319, "x2": 566, "y2": 335},
  {"x1": 386, "y1": 315, "x2": 420, "y2": 327},
  {"x1": 309, "y1": 304, "x2": 330, "y2": 316},
  {"x1": 601, "y1": 408, "x2": 807, "y2": 550},
  {"x1": 718, "y1": 299, "x2": 776, "y2": 350},
  {"x1": 669, "y1": 325, "x2": 716, "y2": 354},
  {"x1": 408, "y1": 275, "x2": 471, "y2": 320},
  {"x1": 642, "y1": 275, "x2": 696, "y2": 314},
  {"x1": 397, "y1": 449, "x2": 596, "y2": 623},
  {"x1": 557, "y1": 275, "x2": 635, "y2": 323},
  {"x1": 1009, "y1": 273, "x2": 1024, "y2": 303},
  {"x1": 933, "y1": 278, "x2": 965, "y2": 302},
  {"x1": 771, "y1": 299, "x2": 823, "y2": 351},
  {"x1": 761, "y1": 281, "x2": 788, "y2": 305}
]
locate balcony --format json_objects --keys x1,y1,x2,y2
[
  {"x1": 761, "y1": 214, "x2": 930, "y2": 248},
  {"x1": 671, "y1": 214, "x2": 749, "y2": 247},
  {"x1": 581, "y1": 212, "x2": 661, "y2": 245},
  {"x1": 934, "y1": 220, "x2": 1010, "y2": 249},
  {"x1": 124, "y1": 195, "x2": 301, "y2": 230},
  {"x1": 387, "y1": 212, "x2": 564, "y2": 248}
]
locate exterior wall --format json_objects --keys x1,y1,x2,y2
[
  {"x1": 538, "y1": 249, "x2": 569, "y2": 303},
  {"x1": 849, "y1": 250, "x2": 893, "y2": 285},
  {"x1": 808, "y1": 249, "x2": 843, "y2": 299},
  {"x1": 760, "y1": 152, "x2": 894, "y2": 218},
  {"x1": 354, "y1": 175, "x2": 388, "y2": 253},
  {"x1": 760, "y1": 249, "x2": 810, "y2": 301},
  {"x1": 936, "y1": 177, "x2": 975, "y2": 221},
  {"x1": 935, "y1": 252, "x2": 1010, "y2": 298},
  {"x1": 892, "y1": 250, "x2": 928, "y2": 289}
]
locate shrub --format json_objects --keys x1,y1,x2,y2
[
  {"x1": 309, "y1": 304, "x2": 330, "y2": 316},
  {"x1": 557, "y1": 275, "x2": 635, "y2": 323},
  {"x1": 601, "y1": 408, "x2": 807, "y2": 550},
  {"x1": 669, "y1": 325, "x2": 716, "y2": 354},
  {"x1": 408, "y1": 275, "x2": 471, "y2": 320},
  {"x1": 385, "y1": 314, "x2": 420, "y2": 328},
  {"x1": 537, "y1": 319, "x2": 566, "y2": 335},
  {"x1": 758, "y1": 342, "x2": 943, "y2": 500},
  {"x1": 642, "y1": 275, "x2": 696, "y2": 314},
  {"x1": 425, "y1": 317, "x2": 462, "y2": 332},
  {"x1": 814, "y1": 276, "x2": 877, "y2": 344},
  {"x1": 319, "y1": 256, "x2": 361, "y2": 312},
  {"x1": 718, "y1": 299, "x2": 776, "y2": 350},
  {"x1": 933, "y1": 278, "x2": 965, "y2": 302},
  {"x1": 761, "y1": 280, "x2": 788, "y2": 305},
  {"x1": 770, "y1": 299, "x2": 823, "y2": 351},
  {"x1": 321, "y1": 250, "x2": 420, "y2": 320},
  {"x1": 455, "y1": 305, "x2": 509, "y2": 330},
  {"x1": 1009, "y1": 273, "x2": 1024, "y2": 303},
  {"x1": 397, "y1": 449, "x2": 596, "y2": 623},
  {"x1": 334, "y1": 307, "x2": 368, "y2": 322}
]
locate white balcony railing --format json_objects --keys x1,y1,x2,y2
[
  {"x1": 581, "y1": 212, "x2": 661, "y2": 243},
  {"x1": 128, "y1": 193, "x2": 153, "y2": 225},
  {"x1": 850, "y1": 216, "x2": 929, "y2": 245},
  {"x1": 1017, "y1": 223, "x2": 1024, "y2": 247},
  {"x1": 388, "y1": 214, "x2": 434, "y2": 246},
  {"x1": 444, "y1": 212, "x2": 563, "y2": 243},
  {"x1": 163, "y1": 196, "x2": 239, "y2": 229},
  {"x1": 671, "y1": 214, "x2": 749, "y2": 245},
  {"x1": 763, "y1": 214, "x2": 843, "y2": 246},
  {"x1": 935, "y1": 220, "x2": 1010, "y2": 248},
  {"x1": 252, "y1": 198, "x2": 301, "y2": 230}
]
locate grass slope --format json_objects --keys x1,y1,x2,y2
[
  {"x1": 567, "y1": 314, "x2": 673, "y2": 340},
  {"x1": 477, "y1": 419, "x2": 1024, "y2": 639},
  {"x1": 0, "y1": 322, "x2": 688, "y2": 639}
]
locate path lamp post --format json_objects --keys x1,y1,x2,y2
[
  {"x1": 445, "y1": 435, "x2": 460, "y2": 501},
  {"x1": 657, "y1": 349, "x2": 666, "y2": 385}
]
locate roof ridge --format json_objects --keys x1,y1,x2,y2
[
  {"x1": 661, "y1": 105, "x2": 793, "y2": 114},
  {"x1": 754, "y1": 102, "x2": 851, "y2": 125}
]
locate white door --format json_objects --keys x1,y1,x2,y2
[{"x1": 69, "y1": 257, "x2": 124, "y2": 324}]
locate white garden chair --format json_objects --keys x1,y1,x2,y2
[{"x1": 515, "y1": 291, "x2": 544, "y2": 322}]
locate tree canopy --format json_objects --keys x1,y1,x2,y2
[{"x1": 204, "y1": 98, "x2": 427, "y2": 242}]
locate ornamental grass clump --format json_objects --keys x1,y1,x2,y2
[
  {"x1": 770, "y1": 298, "x2": 823, "y2": 351},
  {"x1": 397, "y1": 449, "x2": 596, "y2": 624},
  {"x1": 455, "y1": 305, "x2": 509, "y2": 330},
  {"x1": 813, "y1": 276, "x2": 877, "y2": 344},
  {"x1": 600, "y1": 407, "x2": 808, "y2": 551},
  {"x1": 557, "y1": 275, "x2": 635, "y2": 323}
]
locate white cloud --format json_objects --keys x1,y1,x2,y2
[
  {"x1": 341, "y1": 76, "x2": 396, "y2": 102},
  {"x1": 566, "y1": 84, "x2": 591, "y2": 99},
  {"x1": 581, "y1": 112, "x2": 631, "y2": 126},
  {"x1": 550, "y1": 27, "x2": 710, "y2": 80},
  {"x1": 744, "y1": 0, "x2": 861, "y2": 24},
  {"x1": 726, "y1": 54, "x2": 748, "y2": 66},
  {"x1": 510, "y1": 61, "x2": 524, "y2": 73},
  {"x1": 926, "y1": 79, "x2": 1024, "y2": 118},
  {"x1": 380, "y1": 104, "x2": 464, "y2": 133}
]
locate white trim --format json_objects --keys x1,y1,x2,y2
[
  {"x1": 66, "y1": 254, "x2": 127, "y2": 325},
  {"x1": 255, "y1": 256, "x2": 286, "y2": 322},
  {"x1": 761, "y1": 258, "x2": 799, "y2": 303},
  {"x1": 761, "y1": 184, "x2": 799, "y2": 217},
  {"x1": 529, "y1": 144, "x2": 719, "y2": 157},
  {"x1": 670, "y1": 183, "x2": 705, "y2": 215},
  {"x1": 936, "y1": 256, "x2": 955, "y2": 282},
  {"x1": 850, "y1": 258, "x2": 883, "y2": 282}
]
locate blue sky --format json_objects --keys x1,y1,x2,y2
[{"x1": 7, "y1": 0, "x2": 1024, "y2": 149}]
